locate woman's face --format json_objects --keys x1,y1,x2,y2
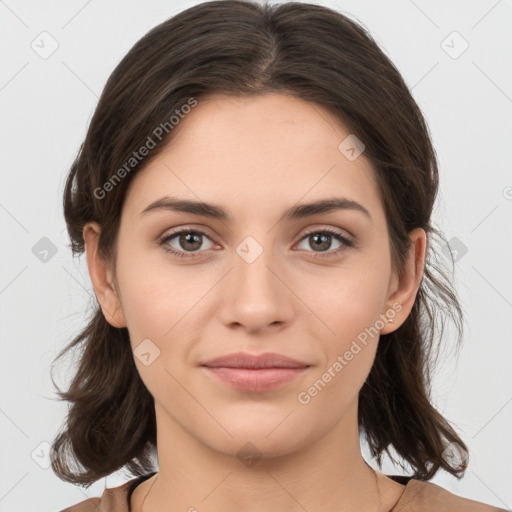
[{"x1": 86, "y1": 92, "x2": 423, "y2": 460}]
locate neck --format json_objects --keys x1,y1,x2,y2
[{"x1": 133, "y1": 400, "x2": 403, "y2": 512}]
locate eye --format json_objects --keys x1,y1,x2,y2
[
  {"x1": 159, "y1": 229, "x2": 216, "y2": 259},
  {"x1": 159, "y1": 227, "x2": 355, "y2": 260},
  {"x1": 295, "y1": 228, "x2": 354, "y2": 258}
]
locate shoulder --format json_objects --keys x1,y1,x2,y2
[
  {"x1": 58, "y1": 477, "x2": 138, "y2": 512},
  {"x1": 59, "y1": 496, "x2": 101, "y2": 512},
  {"x1": 394, "y1": 478, "x2": 508, "y2": 512}
]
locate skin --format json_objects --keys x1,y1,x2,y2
[{"x1": 83, "y1": 92, "x2": 426, "y2": 512}]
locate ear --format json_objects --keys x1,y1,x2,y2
[
  {"x1": 379, "y1": 227, "x2": 426, "y2": 335},
  {"x1": 83, "y1": 221, "x2": 127, "y2": 328}
]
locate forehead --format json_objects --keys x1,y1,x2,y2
[{"x1": 123, "y1": 92, "x2": 384, "y2": 226}]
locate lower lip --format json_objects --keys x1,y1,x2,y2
[{"x1": 201, "y1": 366, "x2": 309, "y2": 392}]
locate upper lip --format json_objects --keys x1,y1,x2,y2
[{"x1": 200, "y1": 351, "x2": 310, "y2": 369}]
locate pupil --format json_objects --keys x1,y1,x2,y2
[
  {"x1": 181, "y1": 233, "x2": 201, "y2": 251},
  {"x1": 311, "y1": 233, "x2": 330, "y2": 251}
]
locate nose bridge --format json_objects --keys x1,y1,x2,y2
[{"x1": 217, "y1": 232, "x2": 293, "y2": 331}]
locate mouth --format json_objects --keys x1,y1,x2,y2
[
  {"x1": 201, "y1": 366, "x2": 310, "y2": 392},
  {"x1": 200, "y1": 351, "x2": 311, "y2": 392},
  {"x1": 200, "y1": 351, "x2": 310, "y2": 369}
]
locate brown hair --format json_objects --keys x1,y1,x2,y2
[{"x1": 51, "y1": 0, "x2": 468, "y2": 487}]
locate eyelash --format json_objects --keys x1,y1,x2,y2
[{"x1": 159, "y1": 227, "x2": 355, "y2": 260}]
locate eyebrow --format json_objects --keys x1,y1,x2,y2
[{"x1": 139, "y1": 196, "x2": 372, "y2": 223}]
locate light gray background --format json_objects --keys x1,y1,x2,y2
[{"x1": 1, "y1": 0, "x2": 511, "y2": 511}]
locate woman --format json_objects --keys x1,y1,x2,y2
[{"x1": 51, "y1": 1, "x2": 507, "y2": 510}]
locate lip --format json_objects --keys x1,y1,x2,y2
[
  {"x1": 200, "y1": 351, "x2": 310, "y2": 369},
  {"x1": 202, "y1": 367, "x2": 309, "y2": 392},
  {"x1": 200, "y1": 352, "x2": 311, "y2": 392}
]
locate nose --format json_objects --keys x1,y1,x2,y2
[{"x1": 216, "y1": 244, "x2": 295, "y2": 334}]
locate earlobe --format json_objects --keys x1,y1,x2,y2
[
  {"x1": 83, "y1": 222, "x2": 127, "y2": 328},
  {"x1": 380, "y1": 227, "x2": 426, "y2": 335}
]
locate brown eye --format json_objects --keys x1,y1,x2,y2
[
  {"x1": 296, "y1": 228, "x2": 354, "y2": 257},
  {"x1": 160, "y1": 229, "x2": 215, "y2": 258}
]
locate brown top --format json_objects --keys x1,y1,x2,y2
[{"x1": 59, "y1": 472, "x2": 508, "y2": 512}]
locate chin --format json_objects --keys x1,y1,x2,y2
[{"x1": 206, "y1": 433, "x2": 309, "y2": 464}]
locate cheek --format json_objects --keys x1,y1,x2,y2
[
  {"x1": 299, "y1": 258, "x2": 391, "y2": 343},
  {"x1": 294, "y1": 258, "x2": 390, "y2": 398},
  {"x1": 296, "y1": 272, "x2": 385, "y2": 418},
  {"x1": 114, "y1": 245, "x2": 192, "y2": 345},
  {"x1": 115, "y1": 258, "x2": 202, "y2": 400}
]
